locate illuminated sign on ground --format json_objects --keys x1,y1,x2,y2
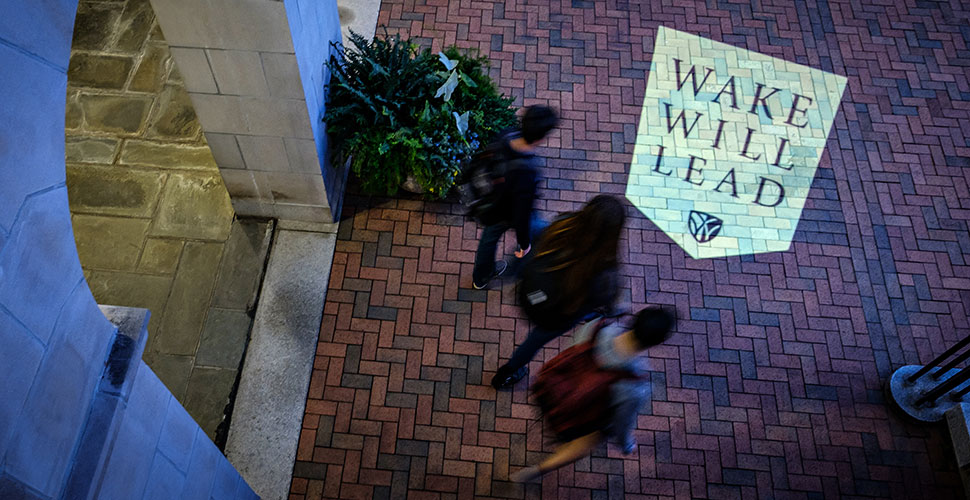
[{"x1": 626, "y1": 26, "x2": 847, "y2": 259}]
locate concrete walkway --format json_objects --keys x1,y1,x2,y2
[{"x1": 226, "y1": 223, "x2": 338, "y2": 500}]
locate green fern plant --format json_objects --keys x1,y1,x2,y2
[
  {"x1": 325, "y1": 29, "x2": 518, "y2": 198},
  {"x1": 325, "y1": 30, "x2": 438, "y2": 195}
]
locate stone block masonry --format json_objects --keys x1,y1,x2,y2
[
  {"x1": 151, "y1": 0, "x2": 347, "y2": 223},
  {"x1": 59, "y1": 307, "x2": 259, "y2": 499},
  {"x1": 66, "y1": 0, "x2": 272, "y2": 445},
  {"x1": 68, "y1": 0, "x2": 207, "y2": 146}
]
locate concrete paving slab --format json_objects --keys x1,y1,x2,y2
[
  {"x1": 149, "y1": 171, "x2": 233, "y2": 241},
  {"x1": 0, "y1": 310, "x2": 44, "y2": 457},
  {"x1": 155, "y1": 242, "x2": 223, "y2": 356},
  {"x1": 275, "y1": 220, "x2": 339, "y2": 233},
  {"x1": 66, "y1": 164, "x2": 163, "y2": 218},
  {"x1": 211, "y1": 219, "x2": 274, "y2": 311},
  {"x1": 150, "y1": 0, "x2": 294, "y2": 52},
  {"x1": 225, "y1": 228, "x2": 336, "y2": 500},
  {"x1": 196, "y1": 308, "x2": 251, "y2": 369},
  {"x1": 273, "y1": 203, "x2": 332, "y2": 224},
  {"x1": 186, "y1": 94, "x2": 249, "y2": 135},
  {"x1": 71, "y1": 214, "x2": 151, "y2": 271},
  {"x1": 169, "y1": 47, "x2": 218, "y2": 94},
  {"x1": 0, "y1": 46, "x2": 68, "y2": 231},
  {"x1": 137, "y1": 237, "x2": 184, "y2": 274},
  {"x1": 142, "y1": 352, "x2": 193, "y2": 400},
  {"x1": 260, "y1": 53, "x2": 303, "y2": 100},
  {"x1": 181, "y1": 427, "x2": 220, "y2": 499},
  {"x1": 206, "y1": 49, "x2": 270, "y2": 97},
  {"x1": 202, "y1": 133, "x2": 245, "y2": 170},
  {"x1": 184, "y1": 366, "x2": 237, "y2": 439},
  {"x1": 236, "y1": 135, "x2": 289, "y2": 172},
  {"x1": 217, "y1": 169, "x2": 260, "y2": 201},
  {"x1": 337, "y1": 0, "x2": 381, "y2": 44}
]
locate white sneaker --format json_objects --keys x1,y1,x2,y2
[{"x1": 472, "y1": 260, "x2": 508, "y2": 289}]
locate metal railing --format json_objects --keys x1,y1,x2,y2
[{"x1": 888, "y1": 335, "x2": 970, "y2": 423}]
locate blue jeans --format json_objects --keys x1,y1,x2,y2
[
  {"x1": 472, "y1": 215, "x2": 548, "y2": 285},
  {"x1": 499, "y1": 309, "x2": 605, "y2": 376}
]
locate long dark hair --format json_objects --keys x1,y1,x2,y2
[{"x1": 533, "y1": 195, "x2": 626, "y2": 315}]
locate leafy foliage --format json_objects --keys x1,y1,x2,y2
[{"x1": 325, "y1": 30, "x2": 518, "y2": 198}]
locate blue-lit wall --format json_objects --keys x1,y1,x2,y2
[
  {"x1": 285, "y1": 0, "x2": 348, "y2": 220},
  {"x1": 0, "y1": 2, "x2": 257, "y2": 498}
]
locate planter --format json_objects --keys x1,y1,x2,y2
[
  {"x1": 324, "y1": 29, "x2": 518, "y2": 200},
  {"x1": 401, "y1": 174, "x2": 425, "y2": 194}
]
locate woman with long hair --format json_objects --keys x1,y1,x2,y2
[{"x1": 491, "y1": 194, "x2": 627, "y2": 389}]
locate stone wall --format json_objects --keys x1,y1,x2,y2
[
  {"x1": 66, "y1": 0, "x2": 233, "y2": 262},
  {"x1": 61, "y1": 307, "x2": 258, "y2": 500},
  {"x1": 285, "y1": 0, "x2": 348, "y2": 222},
  {"x1": 150, "y1": 0, "x2": 346, "y2": 223},
  {"x1": 0, "y1": 2, "x2": 256, "y2": 498},
  {"x1": 66, "y1": 0, "x2": 254, "y2": 441},
  {"x1": 67, "y1": 0, "x2": 212, "y2": 162}
]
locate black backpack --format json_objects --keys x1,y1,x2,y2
[
  {"x1": 519, "y1": 246, "x2": 620, "y2": 331},
  {"x1": 458, "y1": 132, "x2": 523, "y2": 225},
  {"x1": 517, "y1": 252, "x2": 575, "y2": 331}
]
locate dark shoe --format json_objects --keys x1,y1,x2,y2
[
  {"x1": 491, "y1": 365, "x2": 528, "y2": 389},
  {"x1": 473, "y1": 260, "x2": 508, "y2": 290}
]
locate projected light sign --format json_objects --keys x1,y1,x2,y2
[{"x1": 626, "y1": 26, "x2": 847, "y2": 259}]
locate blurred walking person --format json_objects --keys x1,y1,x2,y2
[
  {"x1": 491, "y1": 194, "x2": 627, "y2": 389},
  {"x1": 511, "y1": 307, "x2": 676, "y2": 481},
  {"x1": 468, "y1": 105, "x2": 559, "y2": 290}
]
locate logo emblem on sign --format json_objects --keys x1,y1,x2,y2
[{"x1": 688, "y1": 210, "x2": 722, "y2": 243}]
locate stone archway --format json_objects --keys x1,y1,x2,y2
[
  {"x1": 0, "y1": 3, "x2": 255, "y2": 498},
  {"x1": 2, "y1": 0, "x2": 376, "y2": 497},
  {"x1": 1, "y1": 5, "x2": 120, "y2": 496}
]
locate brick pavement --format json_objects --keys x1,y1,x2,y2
[{"x1": 289, "y1": 0, "x2": 970, "y2": 498}]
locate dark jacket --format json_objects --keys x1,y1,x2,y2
[
  {"x1": 492, "y1": 131, "x2": 539, "y2": 249},
  {"x1": 519, "y1": 245, "x2": 620, "y2": 331},
  {"x1": 531, "y1": 211, "x2": 621, "y2": 317}
]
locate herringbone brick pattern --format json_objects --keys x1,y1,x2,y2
[{"x1": 290, "y1": 0, "x2": 970, "y2": 498}]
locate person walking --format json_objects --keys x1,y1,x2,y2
[
  {"x1": 471, "y1": 105, "x2": 559, "y2": 290},
  {"x1": 511, "y1": 307, "x2": 676, "y2": 482},
  {"x1": 491, "y1": 194, "x2": 628, "y2": 389}
]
